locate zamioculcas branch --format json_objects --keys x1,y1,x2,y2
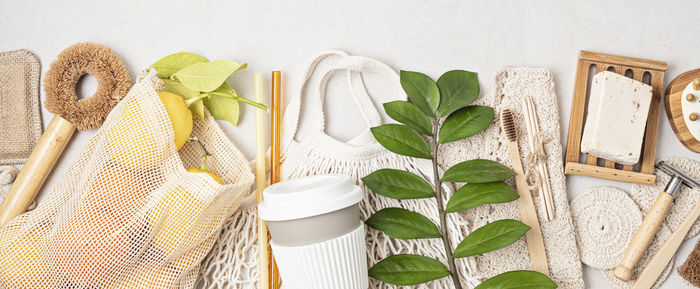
[{"x1": 362, "y1": 70, "x2": 557, "y2": 289}]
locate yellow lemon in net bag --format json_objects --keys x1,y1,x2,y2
[
  {"x1": 107, "y1": 91, "x2": 192, "y2": 170},
  {"x1": 107, "y1": 262, "x2": 179, "y2": 289},
  {"x1": 186, "y1": 167, "x2": 223, "y2": 184},
  {"x1": 107, "y1": 98, "x2": 169, "y2": 170},
  {"x1": 0, "y1": 227, "x2": 57, "y2": 288},
  {"x1": 148, "y1": 186, "x2": 208, "y2": 257},
  {"x1": 158, "y1": 91, "x2": 193, "y2": 150}
]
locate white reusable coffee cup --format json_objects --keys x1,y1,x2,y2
[{"x1": 258, "y1": 174, "x2": 368, "y2": 289}]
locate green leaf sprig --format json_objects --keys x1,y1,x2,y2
[
  {"x1": 363, "y1": 70, "x2": 557, "y2": 288},
  {"x1": 149, "y1": 52, "x2": 267, "y2": 126}
]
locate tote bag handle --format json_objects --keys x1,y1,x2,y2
[{"x1": 282, "y1": 50, "x2": 405, "y2": 151}]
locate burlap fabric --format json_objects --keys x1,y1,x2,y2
[{"x1": 0, "y1": 49, "x2": 42, "y2": 165}]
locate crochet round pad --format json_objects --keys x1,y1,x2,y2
[
  {"x1": 570, "y1": 187, "x2": 642, "y2": 269},
  {"x1": 44, "y1": 42, "x2": 131, "y2": 131},
  {"x1": 630, "y1": 158, "x2": 700, "y2": 240},
  {"x1": 601, "y1": 224, "x2": 674, "y2": 289}
]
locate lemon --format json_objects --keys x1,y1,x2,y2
[
  {"x1": 106, "y1": 92, "x2": 193, "y2": 170},
  {"x1": 0, "y1": 227, "x2": 58, "y2": 288},
  {"x1": 107, "y1": 98, "x2": 170, "y2": 170},
  {"x1": 148, "y1": 187, "x2": 207, "y2": 257},
  {"x1": 158, "y1": 91, "x2": 193, "y2": 150},
  {"x1": 187, "y1": 167, "x2": 223, "y2": 184}
]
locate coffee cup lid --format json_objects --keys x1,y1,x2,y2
[{"x1": 258, "y1": 174, "x2": 363, "y2": 221}]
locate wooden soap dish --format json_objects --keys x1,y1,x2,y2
[
  {"x1": 564, "y1": 51, "x2": 668, "y2": 185},
  {"x1": 664, "y1": 69, "x2": 700, "y2": 153}
]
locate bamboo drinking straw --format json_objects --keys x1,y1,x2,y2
[
  {"x1": 270, "y1": 71, "x2": 282, "y2": 289},
  {"x1": 254, "y1": 73, "x2": 269, "y2": 289},
  {"x1": 522, "y1": 97, "x2": 555, "y2": 221}
]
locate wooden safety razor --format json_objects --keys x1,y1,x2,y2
[{"x1": 615, "y1": 161, "x2": 700, "y2": 281}]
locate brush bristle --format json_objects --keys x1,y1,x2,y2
[{"x1": 501, "y1": 109, "x2": 517, "y2": 141}]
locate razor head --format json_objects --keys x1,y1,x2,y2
[{"x1": 656, "y1": 161, "x2": 700, "y2": 189}]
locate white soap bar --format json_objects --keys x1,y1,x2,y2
[{"x1": 581, "y1": 71, "x2": 653, "y2": 165}]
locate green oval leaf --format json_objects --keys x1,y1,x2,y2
[
  {"x1": 211, "y1": 82, "x2": 238, "y2": 97},
  {"x1": 362, "y1": 169, "x2": 434, "y2": 199},
  {"x1": 383, "y1": 101, "x2": 433, "y2": 135},
  {"x1": 371, "y1": 124, "x2": 432, "y2": 159},
  {"x1": 365, "y1": 208, "x2": 441, "y2": 239},
  {"x1": 150, "y1": 52, "x2": 208, "y2": 78},
  {"x1": 475, "y1": 270, "x2": 557, "y2": 289},
  {"x1": 400, "y1": 70, "x2": 440, "y2": 117},
  {"x1": 163, "y1": 79, "x2": 205, "y2": 119},
  {"x1": 442, "y1": 159, "x2": 515, "y2": 183},
  {"x1": 203, "y1": 93, "x2": 239, "y2": 126},
  {"x1": 174, "y1": 59, "x2": 247, "y2": 92},
  {"x1": 436, "y1": 70, "x2": 480, "y2": 117},
  {"x1": 453, "y1": 219, "x2": 529, "y2": 258},
  {"x1": 445, "y1": 181, "x2": 519, "y2": 213},
  {"x1": 368, "y1": 254, "x2": 450, "y2": 285},
  {"x1": 188, "y1": 99, "x2": 205, "y2": 120},
  {"x1": 438, "y1": 105, "x2": 494, "y2": 144}
]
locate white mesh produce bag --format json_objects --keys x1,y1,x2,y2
[{"x1": 0, "y1": 74, "x2": 254, "y2": 289}]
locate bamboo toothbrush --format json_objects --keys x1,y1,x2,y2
[{"x1": 501, "y1": 109, "x2": 550, "y2": 276}]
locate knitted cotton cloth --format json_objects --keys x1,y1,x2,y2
[
  {"x1": 601, "y1": 224, "x2": 674, "y2": 289},
  {"x1": 0, "y1": 49, "x2": 42, "y2": 164},
  {"x1": 570, "y1": 187, "x2": 642, "y2": 270},
  {"x1": 437, "y1": 68, "x2": 584, "y2": 288},
  {"x1": 570, "y1": 186, "x2": 675, "y2": 288}
]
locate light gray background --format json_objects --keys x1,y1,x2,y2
[{"x1": 2, "y1": 0, "x2": 699, "y2": 288}]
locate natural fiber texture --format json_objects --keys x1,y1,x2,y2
[
  {"x1": 0, "y1": 166, "x2": 19, "y2": 199},
  {"x1": 0, "y1": 49, "x2": 42, "y2": 164},
  {"x1": 437, "y1": 68, "x2": 584, "y2": 288},
  {"x1": 44, "y1": 42, "x2": 131, "y2": 131},
  {"x1": 0, "y1": 166, "x2": 18, "y2": 186},
  {"x1": 679, "y1": 234, "x2": 700, "y2": 287},
  {"x1": 629, "y1": 157, "x2": 700, "y2": 240},
  {"x1": 570, "y1": 187, "x2": 642, "y2": 270},
  {"x1": 524, "y1": 132, "x2": 551, "y2": 193},
  {"x1": 0, "y1": 74, "x2": 253, "y2": 289},
  {"x1": 0, "y1": 165, "x2": 35, "y2": 211},
  {"x1": 601, "y1": 224, "x2": 674, "y2": 289}
]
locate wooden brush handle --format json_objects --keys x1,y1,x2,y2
[
  {"x1": 632, "y1": 199, "x2": 700, "y2": 289},
  {"x1": 614, "y1": 192, "x2": 674, "y2": 281},
  {"x1": 506, "y1": 141, "x2": 550, "y2": 276},
  {"x1": 0, "y1": 116, "x2": 75, "y2": 227}
]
